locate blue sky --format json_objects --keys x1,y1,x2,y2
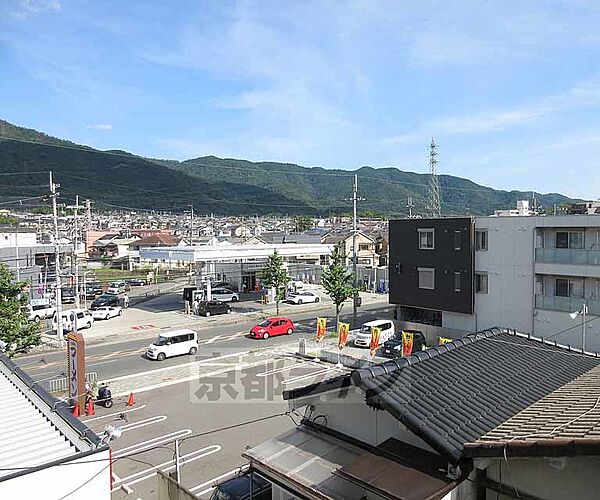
[{"x1": 1, "y1": 0, "x2": 599, "y2": 199}]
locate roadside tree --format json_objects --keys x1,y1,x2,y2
[
  {"x1": 321, "y1": 242, "x2": 358, "y2": 331},
  {"x1": 261, "y1": 250, "x2": 290, "y2": 315},
  {"x1": 0, "y1": 264, "x2": 41, "y2": 357}
]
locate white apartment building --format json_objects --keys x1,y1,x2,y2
[{"x1": 390, "y1": 215, "x2": 600, "y2": 352}]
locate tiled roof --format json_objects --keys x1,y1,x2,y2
[
  {"x1": 464, "y1": 364, "x2": 600, "y2": 457},
  {"x1": 285, "y1": 329, "x2": 600, "y2": 465}
]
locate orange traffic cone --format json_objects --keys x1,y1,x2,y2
[
  {"x1": 127, "y1": 392, "x2": 135, "y2": 407},
  {"x1": 86, "y1": 398, "x2": 95, "y2": 416},
  {"x1": 72, "y1": 402, "x2": 80, "y2": 417}
]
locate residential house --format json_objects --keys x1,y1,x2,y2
[
  {"x1": 322, "y1": 231, "x2": 378, "y2": 267},
  {"x1": 129, "y1": 233, "x2": 185, "y2": 269},
  {"x1": 244, "y1": 328, "x2": 600, "y2": 500}
]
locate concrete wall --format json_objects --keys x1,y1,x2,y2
[
  {"x1": 290, "y1": 387, "x2": 438, "y2": 454},
  {"x1": 0, "y1": 449, "x2": 111, "y2": 500},
  {"x1": 474, "y1": 216, "x2": 536, "y2": 334},
  {"x1": 481, "y1": 456, "x2": 600, "y2": 500}
]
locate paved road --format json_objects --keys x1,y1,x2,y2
[{"x1": 16, "y1": 299, "x2": 393, "y2": 383}]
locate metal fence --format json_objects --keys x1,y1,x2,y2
[{"x1": 41, "y1": 371, "x2": 98, "y2": 394}]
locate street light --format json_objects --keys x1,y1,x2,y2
[{"x1": 569, "y1": 302, "x2": 588, "y2": 351}]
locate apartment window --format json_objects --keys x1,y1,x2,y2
[
  {"x1": 418, "y1": 267, "x2": 435, "y2": 290},
  {"x1": 555, "y1": 278, "x2": 583, "y2": 298},
  {"x1": 556, "y1": 231, "x2": 584, "y2": 249},
  {"x1": 475, "y1": 272, "x2": 488, "y2": 294},
  {"x1": 418, "y1": 228, "x2": 435, "y2": 250},
  {"x1": 535, "y1": 275, "x2": 544, "y2": 295},
  {"x1": 453, "y1": 231, "x2": 461, "y2": 250},
  {"x1": 454, "y1": 272, "x2": 461, "y2": 292},
  {"x1": 475, "y1": 230, "x2": 488, "y2": 251},
  {"x1": 358, "y1": 243, "x2": 369, "y2": 251}
]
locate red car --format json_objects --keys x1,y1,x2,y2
[{"x1": 250, "y1": 317, "x2": 295, "y2": 339}]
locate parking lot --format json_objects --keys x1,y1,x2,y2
[{"x1": 82, "y1": 346, "x2": 349, "y2": 499}]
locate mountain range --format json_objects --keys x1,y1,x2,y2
[{"x1": 0, "y1": 119, "x2": 579, "y2": 217}]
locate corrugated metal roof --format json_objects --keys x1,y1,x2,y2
[{"x1": 0, "y1": 354, "x2": 102, "y2": 480}]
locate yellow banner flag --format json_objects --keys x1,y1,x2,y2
[
  {"x1": 316, "y1": 317, "x2": 327, "y2": 341},
  {"x1": 439, "y1": 337, "x2": 453, "y2": 345},
  {"x1": 338, "y1": 322, "x2": 350, "y2": 350},
  {"x1": 402, "y1": 331, "x2": 414, "y2": 356},
  {"x1": 370, "y1": 326, "x2": 381, "y2": 356}
]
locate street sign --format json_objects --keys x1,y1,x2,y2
[{"x1": 66, "y1": 331, "x2": 86, "y2": 410}]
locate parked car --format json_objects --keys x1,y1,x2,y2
[
  {"x1": 250, "y1": 317, "x2": 295, "y2": 339},
  {"x1": 146, "y1": 329, "x2": 198, "y2": 361},
  {"x1": 90, "y1": 294, "x2": 120, "y2": 310},
  {"x1": 26, "y1": 299, "x2": 56, "y2": 322},
  {"x1": 198, "y1": 300, "x2": 232, "y2": 317},
  {"x1": 91, "y1": 306, "x2": 123, "y2": 321},
  {"x1": 210, "y1": 472, "x2": 271, "y2": 500},
  {"x1": 125, "y1": 278, "x2": 147, "y2": 287},
  {"x1": 380, "y1": 330, "x2": 427, "y2": 358},
  {"x1": 351, "y1": 319, "x2": 395, "y2": 348},
  {"x1": 212, "y1": 281, "x2": 238, "y2": 292},
  {"x1": 84, "y1": 282, "x2": 103, "y2": 299},
  {"x1": 286, "y1": 290, "x2": 320, "y2": 305},
  {"x1": 107, "y1": 281, "x2": 127, "y2": 294},
  {"x1": 61, "y1": 287, "x2": 76, "y2": 304},
  {"x1": 211, "y1": 288, "x2": 240, "y2": 302},
  {"x1": 52, "y1": 308, "x2": 94, "y2": 333}
]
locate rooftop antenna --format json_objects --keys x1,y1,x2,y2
[{"x1": 427, "y1": 138, "x2": 441, "y2": 218}]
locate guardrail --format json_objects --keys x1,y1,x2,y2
[{"x1": 40, "y1": 371, "x2": 98, "y2": 394}]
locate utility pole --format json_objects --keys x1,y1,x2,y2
[
  {"x1": 352, "y1": 174, "x2": 364, "y2": 326},
  {"x1": 406, "y1": 197, "x2": 414, "y2": 218},
  {"x1": 188, "y1": 204, "x2": 194, "y2": 245},
  {"x1": 15, "y1": 220, "x2": 20, "y2": 281},
  {"x1": 67, "y1": 196, "x2": 85, "y2": 309},
  {"x1": 49, "y1": 172, "x2": 63, "y2": 347}
]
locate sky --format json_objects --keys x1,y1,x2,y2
[{"x1": 1, "y1": 0, "x2": 599, "y2": 199}]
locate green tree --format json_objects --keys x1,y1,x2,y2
[
  {"x1": 321, "y1": 242, "x2": 358, "y2": 331},
  {"x1": 261, "y1": 250, "x2": 290, "y2": 315},
  {"x1": 0, "y1": 264, "x2": 41, "y2": 357},
  {"x1": 0, "y1": 214, "x2": 18, "y2": 225},
  {"x1": 294, "y1": 215, "x2": 313, "y2": 232}
]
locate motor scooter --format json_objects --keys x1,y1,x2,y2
[{"x1": 96, "y1": 384, "x2": 113, "y2": 408}]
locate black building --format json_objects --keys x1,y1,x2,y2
[{"x1": 389, "y1": 218, "x2": 474, "y2": 326}]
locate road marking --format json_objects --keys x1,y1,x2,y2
[
  {"x1": 131, "y1": 324, "x2": 156, "y2": 331},
  {"x1": 104, "y1": 351, "x2": 252, "y2": 383},
  {"x1": 83, "y1": 404, "x2": 147, "y2": 422},
  {"x1": 191, "y1": 466, "x2": 246, "y2": 495},
  {"x1": 112, "y1": 445, "x2": 221, "y2": 491},
  {"x1": 257, "y1": 360, "x2": 319, "y2": 377},
  {"x1": 110, "y1": 358, "x2": 274, "y2": 397},
  {"x1": 120, "y1": 415, "x2": 167, "y2": 432},
  {"x1": 282, "y1": 367, "x2": 344, "y2": 385},
  {"x1": 112, "y1": 429, "x2": 192, "y2": 458}
]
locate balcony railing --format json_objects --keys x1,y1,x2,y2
[
  {"x1": 535, "y1": 248, "x2": 600, "y2": 265},
  {"x1": 535, "y1": 295, "x2": 600, "y2": 315}
]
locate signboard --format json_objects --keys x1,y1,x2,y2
[
  {"x1": 401, "y1": 331, "x2": 414, "y2": 357},
  {"x1": 67, "y1": 331, "x2": 86, "y2": 410},
  {"x1": 370, "y1": 327, "x2": 381, "y2": 356},
  {"x1": 338, "y1": 322, "x2": 350, "y2": 350},
  {"x1": 316, "y1": 317, "x2": 327, "y2": 342}
]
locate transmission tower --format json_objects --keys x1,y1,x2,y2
[{"x1": 427, "y1": 138, "x2": 441, "y2": 218}]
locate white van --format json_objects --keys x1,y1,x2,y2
[
  {"x1": 146, "y1": 329, "x2": 198, "y2": 361},
  {"x1": 352, "y1": 319, "x2": 395, "y2": 348},
  {"x1": 27, "y1": 299, "x2": 56, "y2": 322},
  {"x1": 52, "y1": 309, "x2": 94, "y2": 333}
]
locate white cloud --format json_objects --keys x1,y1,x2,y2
[
  {"x1": 384, "y1": 77, "x2": 600, "y2": 144},
  {"x1": 85, "y1": 124, "x2": 112, "y2": 130},
  {"x1": 13, "y1": 0, "x2": 60, "y2": 19}
]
